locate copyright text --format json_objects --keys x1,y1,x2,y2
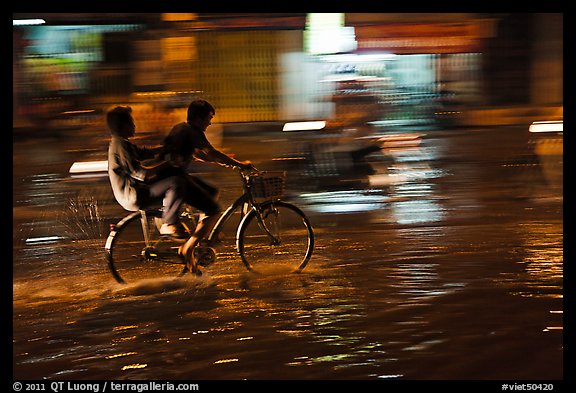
[{"x1": 13, "y1": 382, "x2": 200, "y2": 393}]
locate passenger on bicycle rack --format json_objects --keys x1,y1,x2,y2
[
  {"x1": 107, "y1": 106, "x2": 190, "y2": 239},
  {"x1": 162, "y1": 98, "x2": 255, "y2": 275}
]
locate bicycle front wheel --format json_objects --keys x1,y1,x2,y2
[
  {"x1": 105, "y1": 209, "x2": 186, "y2": 284},
  {"x1": 237, "y1": 201, "x2": 314, "y2": 273}
]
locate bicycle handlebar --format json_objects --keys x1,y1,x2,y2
[{"x1": 231, "y1": 164, "x2": 259, "y2": 176}]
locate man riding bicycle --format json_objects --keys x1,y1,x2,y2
[{"x1": 162, "y1": 98, "x2": 254, "y2": 274}]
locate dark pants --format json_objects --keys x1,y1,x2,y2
[
  {"x1": 182, "y1": 174, "x2": 221, "y2": 217},
  {"x1": 140, "y1": 169, "x2": 221, "y2": 225}
]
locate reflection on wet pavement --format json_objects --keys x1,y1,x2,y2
[{"x1": 13, "y1": 127, "x2": 562, "y2": 380}]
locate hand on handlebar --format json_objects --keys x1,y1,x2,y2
[
  {"x1": 232, "y1": 161, "x2": 257, "y2": 173},
  {"x1": 243, "y1": 161, "x2": 257, "y2": 172}
]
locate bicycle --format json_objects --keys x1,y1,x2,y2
[{"x1": 104, "y1": 168, "x2": 315, "y2": 284}]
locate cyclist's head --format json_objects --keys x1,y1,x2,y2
[
  {"x1": 107, "y1": 106, "x2": 135, "y2": 138},
  {"x1": 187, "y1": 99, "x2": 215, "y2": 130}
]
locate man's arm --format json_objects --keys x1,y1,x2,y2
[{"x1": 197, "y1": 146, "x2": 253, "y2": 170}]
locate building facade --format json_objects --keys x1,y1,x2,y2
[{"x1": 13, "y1": 13, "x2": 562, "y2": 128}]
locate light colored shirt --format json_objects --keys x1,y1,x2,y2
[{"x1": 107, "y1": 135, "x2": 151, "y2": 211}]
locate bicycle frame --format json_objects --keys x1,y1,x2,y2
[
  {"x1": 204, "y1": 171, "x2": 281, "y2": 248},
  {"x1": 205, "y1": 192, "x2": 250, "y2": 246},
  {"x1": 140, "y1": 209, "x2": 153, "y2": 246}
]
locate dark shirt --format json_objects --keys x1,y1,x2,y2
[{"x1": 163, "y1": 122, "x2": 212, "y2": 165}]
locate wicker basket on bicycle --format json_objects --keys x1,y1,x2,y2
[{"x1": 248, "y1": 171, "x2": 286, "y2": 200}]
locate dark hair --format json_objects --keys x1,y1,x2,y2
[
  {"x1": 107, "y1": 106, "x2": 133, "y2": 136},
  {"x1": 187, "y1": 98, "x2": 215, "y2": 123}
]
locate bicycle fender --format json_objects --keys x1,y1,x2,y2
[
  {"x1": 105, "y1": 211, "x2": 141, "y2": 251},
  {"x1": 236, "y1": 209, "x2": 256, "y2": 251}
]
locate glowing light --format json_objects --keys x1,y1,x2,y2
[
  {"x1": 13, "y1": 19, "x2": 45, "y2": 26},
  {"x1": 299, "y1": 190, "x2": 387, "y2": 213},
  {"x1": 69, "y1": 160, "x2": 108, "y2": 174},
  {"x1": 25, "y1": 236, "x2": 63, "y2": 244},
  {"x1": 121, "y1": 363, "x2": 147, "y2": 370},
  {"x1": 283, "y1": 121, "x2": 326, "y2": 132},
  {"x1": 529, "y1": 121, "x2": 563, "y2": 133},
  {"x1": 61, "y1": 109, "x2": 96, "y2": 115},
  {"x1": 113, "y1": 325, "x2": 138, "y2": 331},
  {"x1": 320, "y1": 53, "x2": 397, "y2": 63},
  {"x1": 305, "y1": 13, "x2": 356, "y2": 55},
  {"x1": 543, "y1": 327, "x2": 563, "y2": 332},
  {"x1": 106, "y1": 352, "x2": 137, "y2": 359},
  {"x1": 214, "y1": 358, "x2": 239, "y2": 364}
]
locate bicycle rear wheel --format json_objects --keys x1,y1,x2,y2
[
  {"x1": 105, "y1": 209, "x2": 187, "y2": 284},
  {"x1": 237, "y1": 201, "x2": 314, "y2": 273}
]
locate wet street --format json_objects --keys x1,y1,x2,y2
[{"x1": 12, "y1": 124, "x2": 563, "y2": 381}]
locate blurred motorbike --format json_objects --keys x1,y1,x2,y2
[{"x1": 271, "y1": 122, "x2": 421, "y2": 193}]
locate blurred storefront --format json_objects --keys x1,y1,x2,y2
[
  {"x1": 12, "y1": 15, "x2": 150, "y2": 131},
  {"x1": 13, "y1": 13, "x2": 562, "y2": 131}
]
